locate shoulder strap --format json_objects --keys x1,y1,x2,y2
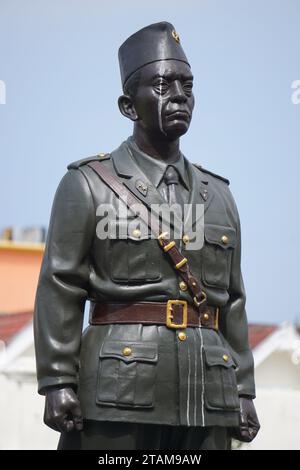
[
  {"x1": 193, "y1": 164, "x2": 230, "y2": 185},
  {"x1": 87, "y1": 161, "x2": 207, "y2": 310},
  {"x1": 68, "y1": 153, "x2": 110, "y2": 170}
]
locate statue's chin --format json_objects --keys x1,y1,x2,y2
[{"x1": 164, "y1": 121, "x2": 190, "y2": 139}]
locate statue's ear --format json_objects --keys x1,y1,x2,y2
[{"x1": 118, "y1": 95, "x2": 139, "y2": 121}]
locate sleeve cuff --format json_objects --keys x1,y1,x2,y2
[{"x1": 38, "y1": 376, "x2": 78, "y2": 395}]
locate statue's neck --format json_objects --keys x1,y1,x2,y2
[{"x1": 132, "y1": 127, "x2": 180, "y2": 163}]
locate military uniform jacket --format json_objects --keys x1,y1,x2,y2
[{"x1": 34, "y1": 139, "x2": 255, "y2": 428}]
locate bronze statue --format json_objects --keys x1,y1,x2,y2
[{"x1": 34, "y1": 21, "x2": 260, "y2": 450}]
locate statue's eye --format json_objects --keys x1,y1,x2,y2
[
  {"x1": 153, "y1": 79, "x2": 169, "y2": 95},
  {"x1": 182, "y1": 81, "x2": 193, "y2": 95}
]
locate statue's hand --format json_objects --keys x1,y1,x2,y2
[
  {"x1": 232, "y1": 397, "x2": 260, "y2": 443},
  {"x1": 44, "y1": 386, "x2": 83, "y2": 433}
]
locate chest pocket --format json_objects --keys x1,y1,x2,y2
[
  {"x1": 109, "y1": 220, "x2": 162, "y2": 284},
  {"x1": 201, "y1": 224, "x2": 236, "y2": 290}
]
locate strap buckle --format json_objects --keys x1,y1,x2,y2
[
  {"x1": 166, "y1": 300, "x2": 188, "y2": 329},
  {"x1": 193, "y1": 291, "x2": 207, "y2": 307}
]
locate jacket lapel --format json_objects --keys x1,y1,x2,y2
[{"x1": 111, "y1": 142, "x2": 166, "y2": 208}]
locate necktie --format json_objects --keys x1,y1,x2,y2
[{"x1": 163, "y1": 165, "x2": 185, "y2": 217}]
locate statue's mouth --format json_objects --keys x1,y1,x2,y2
[{"x1": 166, "y1": 110, "x2": 190, "y2": 121}]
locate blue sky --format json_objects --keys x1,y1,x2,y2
[{"x1": 0, "y1": 0, "x2": 299, "y2": 324}]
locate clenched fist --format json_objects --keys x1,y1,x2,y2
[
  {"x1": 232, "y1": 397, "x2": 260, "y2": 443},
  {"x1": 44, "y1": 387, "x2": 83, "y2": 433}
]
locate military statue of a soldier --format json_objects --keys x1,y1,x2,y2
[{"x1": 34, "y1": 22, "x2": 260, "y2": 450}]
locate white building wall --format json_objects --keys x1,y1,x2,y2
[
  {"x1": 0, "y1": 335, "x2": 59, "y2": 452},
  {"x1": 0, "y1": 372, "x2": 58, "y2": 449},
  {"x1": 246, "y1": 350, "x2": 300, "y2": 450},
  {"x1": 248, "y1": 389, "x2": 300, "y2": 450}
]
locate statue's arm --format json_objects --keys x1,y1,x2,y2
[
  {"x1": 34, "y1": 169, "x2": 95, "y2": 431},
  {"x1": 219, "y1": 196, "x2": 260, "y2": 442}
]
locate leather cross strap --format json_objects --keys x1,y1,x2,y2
[
  {"x1": 87, "y1": 160, "x2": 207, "y2": 309},
  {"x1": 89, "y1": 302, "x2": 219, "y2": 330}
]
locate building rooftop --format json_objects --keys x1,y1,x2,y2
[
  {"x1": 248, "y1": 323, "x2": 279, "y2": 349},
  {"x1": 0, "y1": 311, "x2": 33, "y2": 344}
]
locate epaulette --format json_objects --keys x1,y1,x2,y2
[
  {"x1": 193, "y1": 163, "x2": 230, "y2": 185},
  {"x1": 67, "y1": 153, "x2": 110, "y2": 170}
]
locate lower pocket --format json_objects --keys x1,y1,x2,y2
[
  {"x1": 203, "y1": 345, "x2": 240, "y2": 411},
  {"x1": 96, "y1": 340, "x2": 158, "y2": 408}
]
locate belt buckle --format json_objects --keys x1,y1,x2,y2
[{"x1": 166, "y1": 300, "x2": 188, "y2": 329}]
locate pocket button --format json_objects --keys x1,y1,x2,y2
[
  {"x1": 221, "y1": 235, "x2": 229, "y2": 245},
  {"x1": 122, "y1": 347, "x2": 132, "y2": 357},
  {"x1": 179, "y1": 281, "x2": 188, "y2": 291},
  {"x1": 132, "y1": 229, "x2": 141, "y2": 238}
]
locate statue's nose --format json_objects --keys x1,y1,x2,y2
[{"x1": 170, "y1": 80, "x2": 187, "y2": 103}]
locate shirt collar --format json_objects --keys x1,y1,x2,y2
[{"x1": 126, "y1": 136, "x2": 189, "y2": 190}]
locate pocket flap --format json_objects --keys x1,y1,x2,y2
[
  {"x1": 99, "y1": 341, "x2": 158, "y2": 363},
  {"x1": 204, "y1": 224, "x2": 236, "y2": 249},
  {"x1": 110, "y1": 219, "x2": 151, "y2": 241},
  {"x1": 203, "y1": 345, "x2": 236, "y2": 368}
]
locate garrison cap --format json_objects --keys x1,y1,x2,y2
[{"x1": 118, "y1": 21, "x2": 190, "y2": 86}]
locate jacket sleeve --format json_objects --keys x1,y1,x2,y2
[
  {"x1": 33, "y1": 169, "x2": 95, "y2": 394},
  {"x1": 219, "y1": 198, "x2": 256, "y2": 398}
]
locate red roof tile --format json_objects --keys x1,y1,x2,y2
[
  {"x1": 0, "y1": 311, "x2": 33, "y2": 344},
  {"x1": 248, "y1": 323, "x2": 278, "y2": 349}
]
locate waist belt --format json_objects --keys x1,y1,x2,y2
[{"x1": 89, "y1": 301, "x2": 219, "y2": 330}]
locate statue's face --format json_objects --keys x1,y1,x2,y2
[{"x1": 133, "y1": 59, "x2": 194, "y2": 140}]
